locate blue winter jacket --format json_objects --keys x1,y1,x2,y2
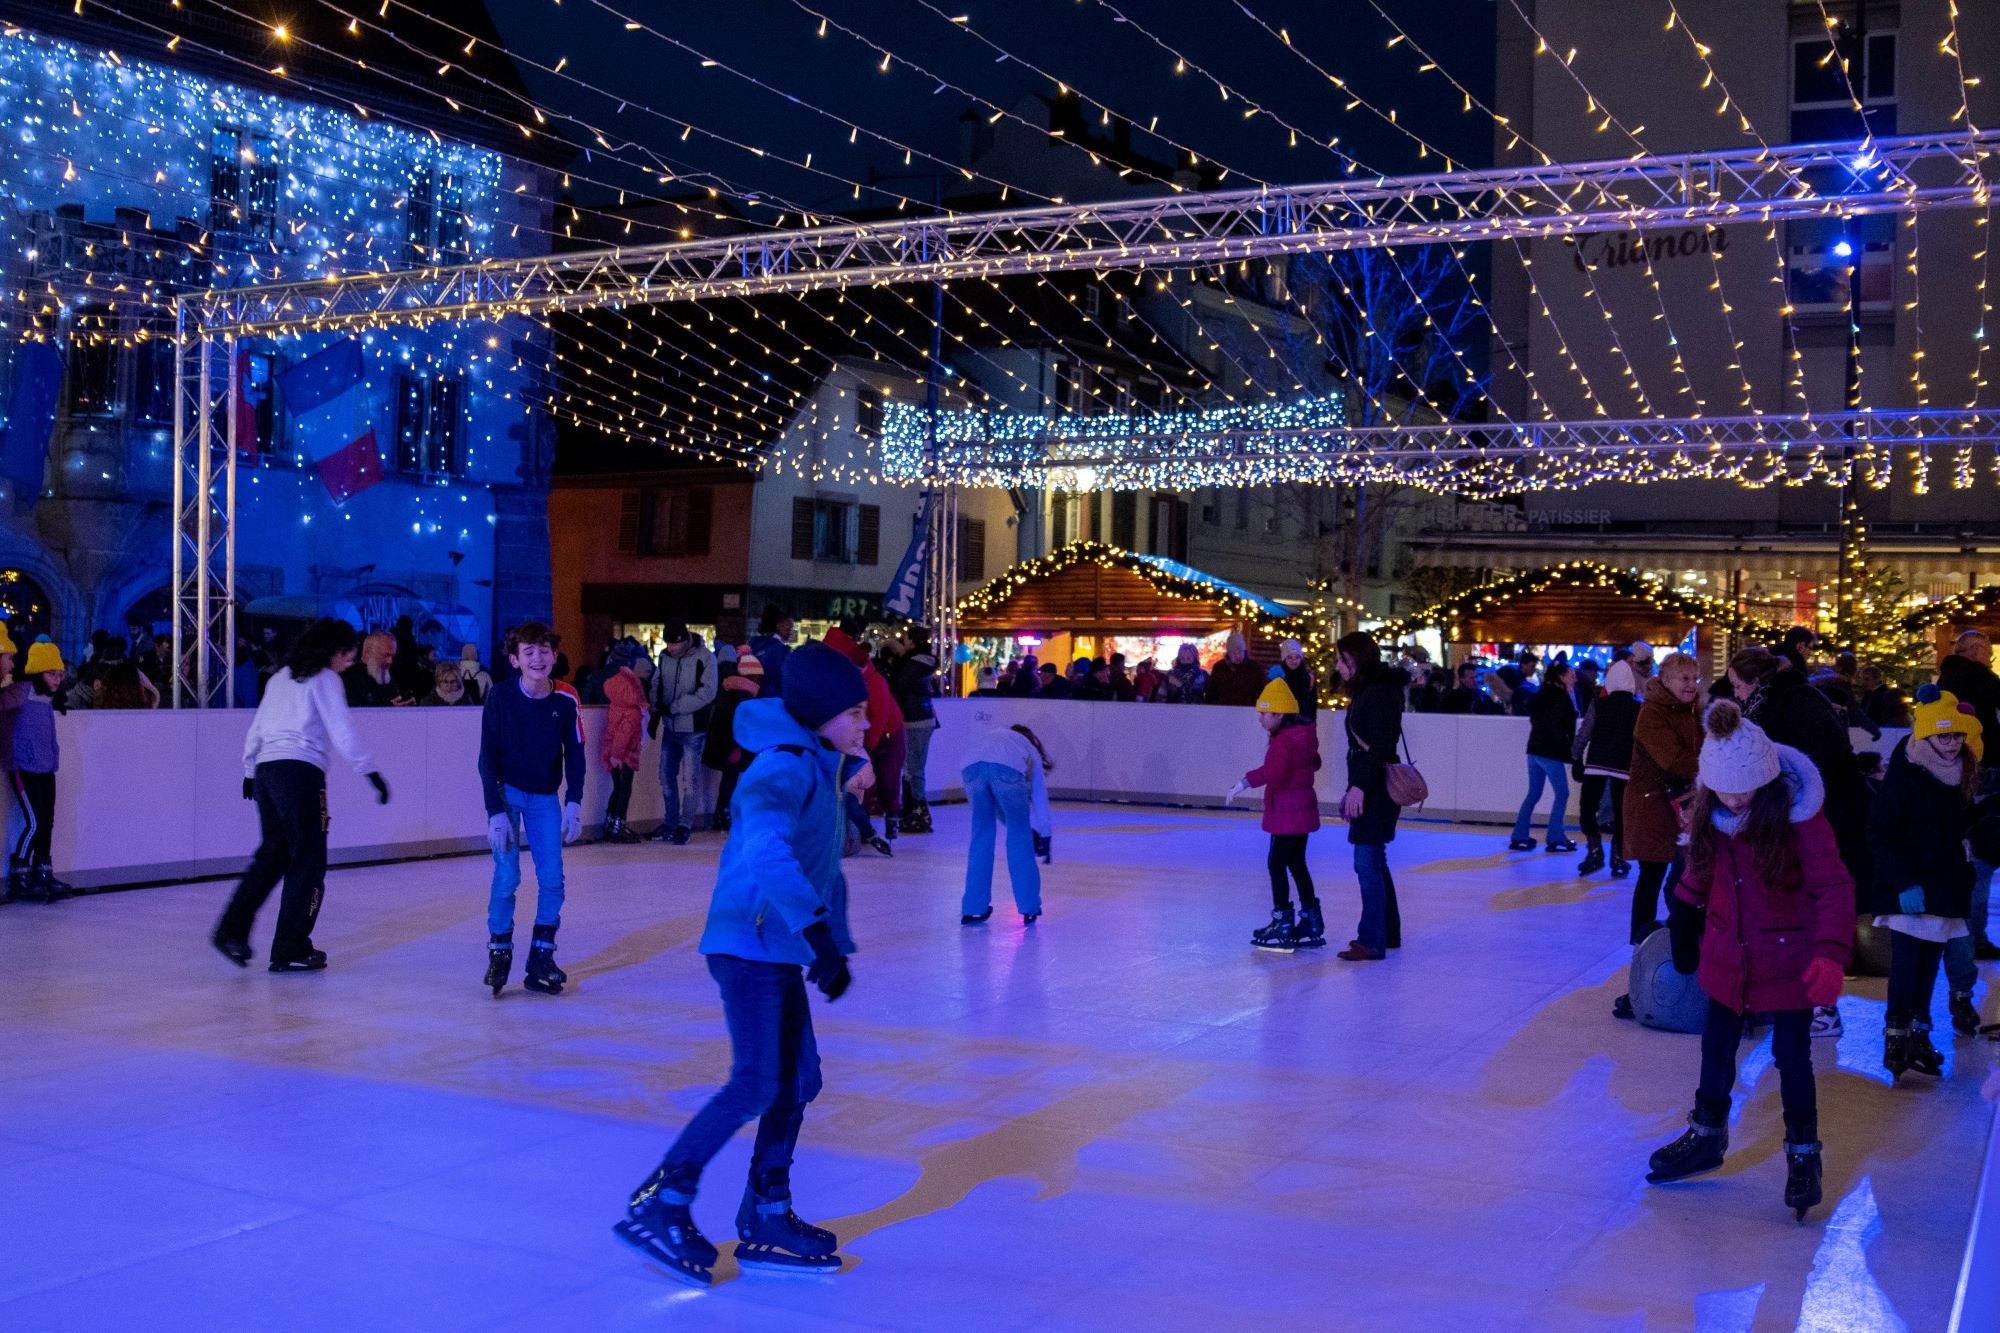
[{"x1": 698, "y1": 698, "x2": 857, "y2": 965}]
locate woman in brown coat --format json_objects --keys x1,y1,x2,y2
[{"x1": 1623, "y1": 652, "x2": 1702, "y2": 945}]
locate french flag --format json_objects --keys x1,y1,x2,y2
[{"x1": 277, "y1": 341, "x2": 383, "y2": 503}]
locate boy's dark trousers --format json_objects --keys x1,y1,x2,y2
[
  {"x1": 1887, "y1": 931, "x2": 1946, "y2": 1023},
  {"x1": 1695, "y1": 1000, "x2": 1817, "y2": 1142},
  {"x1": 218, "y1": 760, "x2": 329, "y2": 961},
  {"x1": 654, "y1": 953, "x2": 822, "y2": 1189},
  {"x1": 12, "y1": 769, "x2": 55, "y2": 865}
]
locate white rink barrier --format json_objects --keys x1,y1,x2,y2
[{"x1": 47, "y1": 701, "x2": 1902, "y2": 889}]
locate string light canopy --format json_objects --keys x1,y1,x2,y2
[
  {"x1": 1367, "y1": 561, "x2": 1785, "y2": 643},
  {"x1": 954, "y1": 540, "x2": 1295, "y2": 626},
  {"x1": 1900, "y1": 582, "x2": 2000, "y2": 632}
]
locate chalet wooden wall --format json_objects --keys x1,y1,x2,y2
[
  {"x1": 1450, "y1": 585, "x2": 1695, "y2": 646},
  {"x1": 960, "y1": 562, "x2": 1247, "y2": 636}
]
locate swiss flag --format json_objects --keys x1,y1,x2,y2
[{"x1": 277, "y1": 341, "x2": 383, "y2": 503}]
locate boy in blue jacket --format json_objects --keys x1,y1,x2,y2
[{"x1": 614, "y1": 641, "x2": 868, "y2": 1286}]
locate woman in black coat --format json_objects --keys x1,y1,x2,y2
[
  {"x1": 1573, "y1": 659, "x2": 1642, "y2": 877},
  {"x1": 1336, "y1": 631, "x2": 1408, "y2": 961},
  {"x1": 1509, "y1": 662, "x2": 1579, "y2": 853},
  {"x1": 1728, "y1": 648, "x2": 1872, "y2": 889}
]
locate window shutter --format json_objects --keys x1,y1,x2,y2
[
  {"x1": 1050, "y1": 492, "x2": 1068, "y2": 548},
  {"x1": 857, "y1": 503, "x2": 881, "y2": 566},
  {"x1": 1112, "y1": 492, "x2": 1137, "y2": 550},
  {"x1": 960, "y1": 517, "x2": 986, "y2": 581},
  {"x1": 617, "y1": 491, "x2": 641, "y2": 554},
  {"x1": 687, "y1": 487, "x2": 713, "y2": 555},
  {"x1": 791, "y1": 497, "x2": 815, "y2": 561}
]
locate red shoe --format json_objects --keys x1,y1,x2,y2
[{"x1": 1336, "y1": 944, "x2": 1386, "y2": 961}]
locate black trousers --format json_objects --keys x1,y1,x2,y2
[
  {"x1": 1633, "y1": 860, "x2": 1681, "y2": 946},
  {"x1": 1887, "y1": 931, "x2": 1947, "y2": 1026},
  {"x1": 716, "y1": 765, "x2": 743, "y2": 823},
  {"x1": 1578, "y1": 775, "x2": 1625, "y2": 857},
  {"x1": 218, "y1": 760, "x2": 329, "y2": 961},
  {"x1": 1268, "y1": 833, "x2": 1318, "y2": 911},
  {"x1": 606, "y1": 765, "x2": 635, "y2": 820},
  {"x1": 12, "y1": 770, "x2": 55, "y2": 865},
  {"x1": 1697, "y1": 1000, "x2": 1817, "y2": 1144}
]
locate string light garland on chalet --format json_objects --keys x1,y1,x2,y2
[
  {"x1": 955, "y1": 540, "x2": 1295, "y2": 625},
  {"x1": 1368, "y1": 561, "x2": 1784, "y2": 643}
]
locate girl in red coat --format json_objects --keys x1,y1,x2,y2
[
  {"x1": 1228, "y1": 678, "x2": 1324, "y2": 951},
  {"x1": 1646, "y1": 699, "x2": 1854, "y2": 1221},
  {"x1": 600, "y1": 647, "x2": 648, "y2": 843}
]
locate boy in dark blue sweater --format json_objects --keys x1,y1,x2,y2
[{"x1": 478, "y1": 622, "x2": 585, "y2": 996}]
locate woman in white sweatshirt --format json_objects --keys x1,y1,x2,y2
[
  {"x1": 213, "y1": 619, "x2": 389, "y2": 972},
  {"x1": 959, "y1": 717, "x2": 1054, "y2": 925}
]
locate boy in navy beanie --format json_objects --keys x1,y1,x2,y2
[{"x1": 615, "y1": 637, "x2": 870, "y2": 1286}]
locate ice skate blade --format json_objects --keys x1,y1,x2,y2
[
  {"x1": 734, "y1": 1244, "x2": 842, "y2": 1275},
  {"x1": 523, "y1": 981, "x2": 565, "y2": 995},
  {"x1": 1645, "y1": 1162, "x2": 1723, "y2": 1185},
  {"x1": 612, "y1": 1221, "x2": 713, "y2": 1288},
  {"x1": 1252, "y1": 942, "x2": 1296, "y2": 954}
]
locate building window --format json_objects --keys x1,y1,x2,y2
[
  {"x1": 65, "y1": 302, "x2": 119, "y2": 415},
  {"x1": 1050, "y1": 490, "x2": 1069, "y2": 547},
  {"x1": 1081, "y1": 283, "x2": 1102, "y2": 321},
  {"x1": 210, "y1": 126, "x2": 279, "y2": 241},
  {"x1": 856, "y1": 385, "x2": 883, "y2": 440},
  {"x1": 649, "y1": 487, "x2": 713, "y2": 557},
  {"x1": 1200, "y1": 488, "x2": 1219, "y2": 526},
  {"x1": 1151, "y1": 495, "x2": 1190, "y2": 561},
  {"x1": 1111, "y1": 491, "x2": 1137, "y2": 550},
  {"x1": 958, "y1": 516, "x2": 986, "y2": 581},
  {"x1": 792, "y1": 496, "x2": 879, "y2": 564},
  {"x1": 404, "y1": 166, "x2": 471, "y2": 266},
  {"x1": 394, "y1": 372, "x2": 465, "y2": 478},
  {"x1": 1791, "y1": 28, "x2": 1896, "y2": 141},
  {"x1": 1235, "y1": 489, "x2": 1251, "y2": 531},
  {"x1": 1787, "y1": 212, "x2": 1893, "y2": 312}
]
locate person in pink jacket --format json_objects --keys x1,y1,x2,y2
[
  {"x1": 1645, "y1": 699, "x2": 1854, "y2": 1221},
  {"x1": 600, "y1": 644, "x2": 648, "y2": 844},
  {"x1": 1228, "y1": 678, "x2": 1323, "y2": 952}
]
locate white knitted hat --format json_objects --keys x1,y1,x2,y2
[{"x1": 1698, "y1": 699, "x2": 1780, "y2": 794}]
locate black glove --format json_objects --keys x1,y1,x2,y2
[
  {"x1": 242, "y1": 777, "x2": 256, "y2": 801},
  {"x1": 1033, "y1": 833, "x2": 1052, "y2": 863},
  {"x1": 802, "y1": 920, "x2": 851, "y2": 1001},
  {"x1": 367, "y1": 772, "x2": 390, "y2": 805},
  {"x1": 1668, "y1": 895, "x2": 1703, "y2": 976}
]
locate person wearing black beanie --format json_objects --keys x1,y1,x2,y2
[{"x1": 614, "y1": 636, "x2": 870, "y2": 1286}]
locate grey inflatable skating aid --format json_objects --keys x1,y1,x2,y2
[{"x1": 1628, "y1": 926, "x2": 1709, "y2": 1033}]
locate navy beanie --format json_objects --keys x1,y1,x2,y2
[{"x1": 780, "y1": 641, "x2": 868, "y2": 731}]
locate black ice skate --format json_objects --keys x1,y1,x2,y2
[
  {"x1": 604, "y1": 817, "x2": 641, "y2": 845},
  {"x1": 961, "y1": 907, "x2": 993, "y2": 925},
  {"x1": 1609, "y1": 856, "x2": 1632, "y2": 878},
  {"x1": 1883, "y1": 1026, "x2": 1913, "y2": 1082},
  {"x1": 1950, "y1": 991, "x2": 1980, "y2": 1037},
  {"x1": 614, "y1": 1168, "x2": 716, "y2": 1288},
  {"x1": 1784, "y1": 1140, "x2": 1823, "y2": 1221},
  {"x1": 734, "y1": 1170, "x2": 841, "y2": 1275},
  {"x1": 211, "y1": 928, "x2": 252, "y2": 968},
  {"x1": 30, "y1": 862, "x2": 73, "y2": 900},
  {"x1": 523, "y1": 924, "x2": 566, "y2": 995},
  {"x1": 1251, "y1": 907, "x2": 1297, "y2": 953},
  {"x1": 1576, "y1": 845, "x2": 1606, "y2": 876},
  {"x1": 1646, "y1": 1116, "x2": 1727, "y2": 1183},
  {"x1": 268, "y1": 948, "x2": 328, "y2": 973},
  {"x1": 484, "y1": 932, "x2": 513, "y2": 997},
  {"x1": 1906, "y1": 1023, "x2": 1944, "y2": 1077},
  {"x1": 1294, "y1": 903, "x2": 1327, "y2": 948},
  {"x1": 3, "y1": 857, "x2": 31, "y2": 902}
]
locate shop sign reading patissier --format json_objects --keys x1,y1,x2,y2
[{"x1": 1570, "y1": 228, "x2": 1730, "y2": 273}]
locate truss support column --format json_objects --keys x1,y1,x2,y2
[{"x1": 171, "y1": 308, "x2": 232, "y2": 709}]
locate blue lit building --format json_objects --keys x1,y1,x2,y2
[{"x1": 0, "y1": 10, "x2": 557, "y2": 663}]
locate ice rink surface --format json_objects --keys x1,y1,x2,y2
[{"x1": 0, "y1": 803, "x2": 1992, "y2": 1331}]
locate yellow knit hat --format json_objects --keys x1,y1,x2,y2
[
  {"x1": 1912, "y1": 686, "x2": 1983, "y2": 761},
  {"x1": 23, "y1": 641, "x2": 63, "y2": 676},
  {"x1": 0, "y1": 628, "x2": 15, "y2": 656},
  {"x1": 1256, "y1": 677, "x2": 1300, "y2": 714}
]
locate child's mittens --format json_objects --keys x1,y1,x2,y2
[
  {"x1": 487, "y1": 813, "x2": 514, "y2": 855},
  {"x1": 1225, "y1": 779, "x2": 1248, "y2": 804},
  {"x1": 1033, "y1": 832, "x2": 1052, "y2": 863},
  {"x1": 560, "y1": 802, "x2": 583, "y2": 844},
  {"x1": 1802, "y1": 956, "x2": 1845, "y2": 1008},
  {"x1": 367, "y1": 772, "x2": 390, "y2": 805},
  {"x1": 1898, "y1": 886, "x2": 1927, "y2": 915}
]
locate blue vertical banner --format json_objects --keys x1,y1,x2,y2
[
  {"x1": 0, "y1": 341, "x2": 63, "y2": 497},
  {"x1": 885, "y1": 493, "x2": 933, "y2": 619}
]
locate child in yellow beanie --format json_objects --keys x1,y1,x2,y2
[{"x1": 11, "y1": 639, "x2": 71, "y2": 900}]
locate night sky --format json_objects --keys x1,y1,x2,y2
[{"x1": 479, "y1": 0, "x2": 1499, "y2": 215}]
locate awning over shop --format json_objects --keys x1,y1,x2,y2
[
  {"x1": 1371, "y1": 562, "x2": 1784, "y2": 646},
  {"x1": 956, "y1": 541, "x2": 1292, "y2": 637},
  {"x1": 1409, "y1": 533, "x2": 2000, "y2": 581}
]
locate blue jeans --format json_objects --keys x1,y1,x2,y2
[
  {"x1": 487, "y1": 785, "x2": 565, "y2": 935},
  {"x1": 659, "y1": 954, "x2": 821, "y2": 1186},
  {"x1": 961, "y1": 762, "x2": 1041, "y2": 916},
  {"x1": 660, "y1": 729, "x2": 706, "y2": 829},
  {"x1": 1944, "y1": 857, "x2": 1993, "y2": 992},
  {"x1": 1512, "y1": 755, "x2": 1570, "y2": 844},
  {"x1": 1353, "y1": 842, "x2": 1397, "y2": 954}
]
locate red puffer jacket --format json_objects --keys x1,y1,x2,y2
[
  {"x1": 601, "y1": 667, "x2": 647, "y2": 770},
  {"x1": 1674, "y1": 745, "x2": 1854, "y2": 1014},
  {"x1": 1244, "y1": 721, "x2": 1322, "y2": 836}
]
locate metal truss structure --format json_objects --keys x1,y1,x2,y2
[
  {"x1": 887, "y1": 410, "x2": 2000, "y2": 495},
  {"x1": 191, "y1": 130, "x2": 2000, "y2": 339},
  {"x1": 170, "y1": 128, "x2": 2000, "y2": 702}
]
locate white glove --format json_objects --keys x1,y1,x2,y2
[
  {"x1": 487, "y1": 813, "x2": 514, "y2": 855},
  {"x1": 1225, "y1": 779, "x2": 1248, "y2": 804},
  {"x1": 561, "y1": 802, "x2": 584, "y2": 844}
]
